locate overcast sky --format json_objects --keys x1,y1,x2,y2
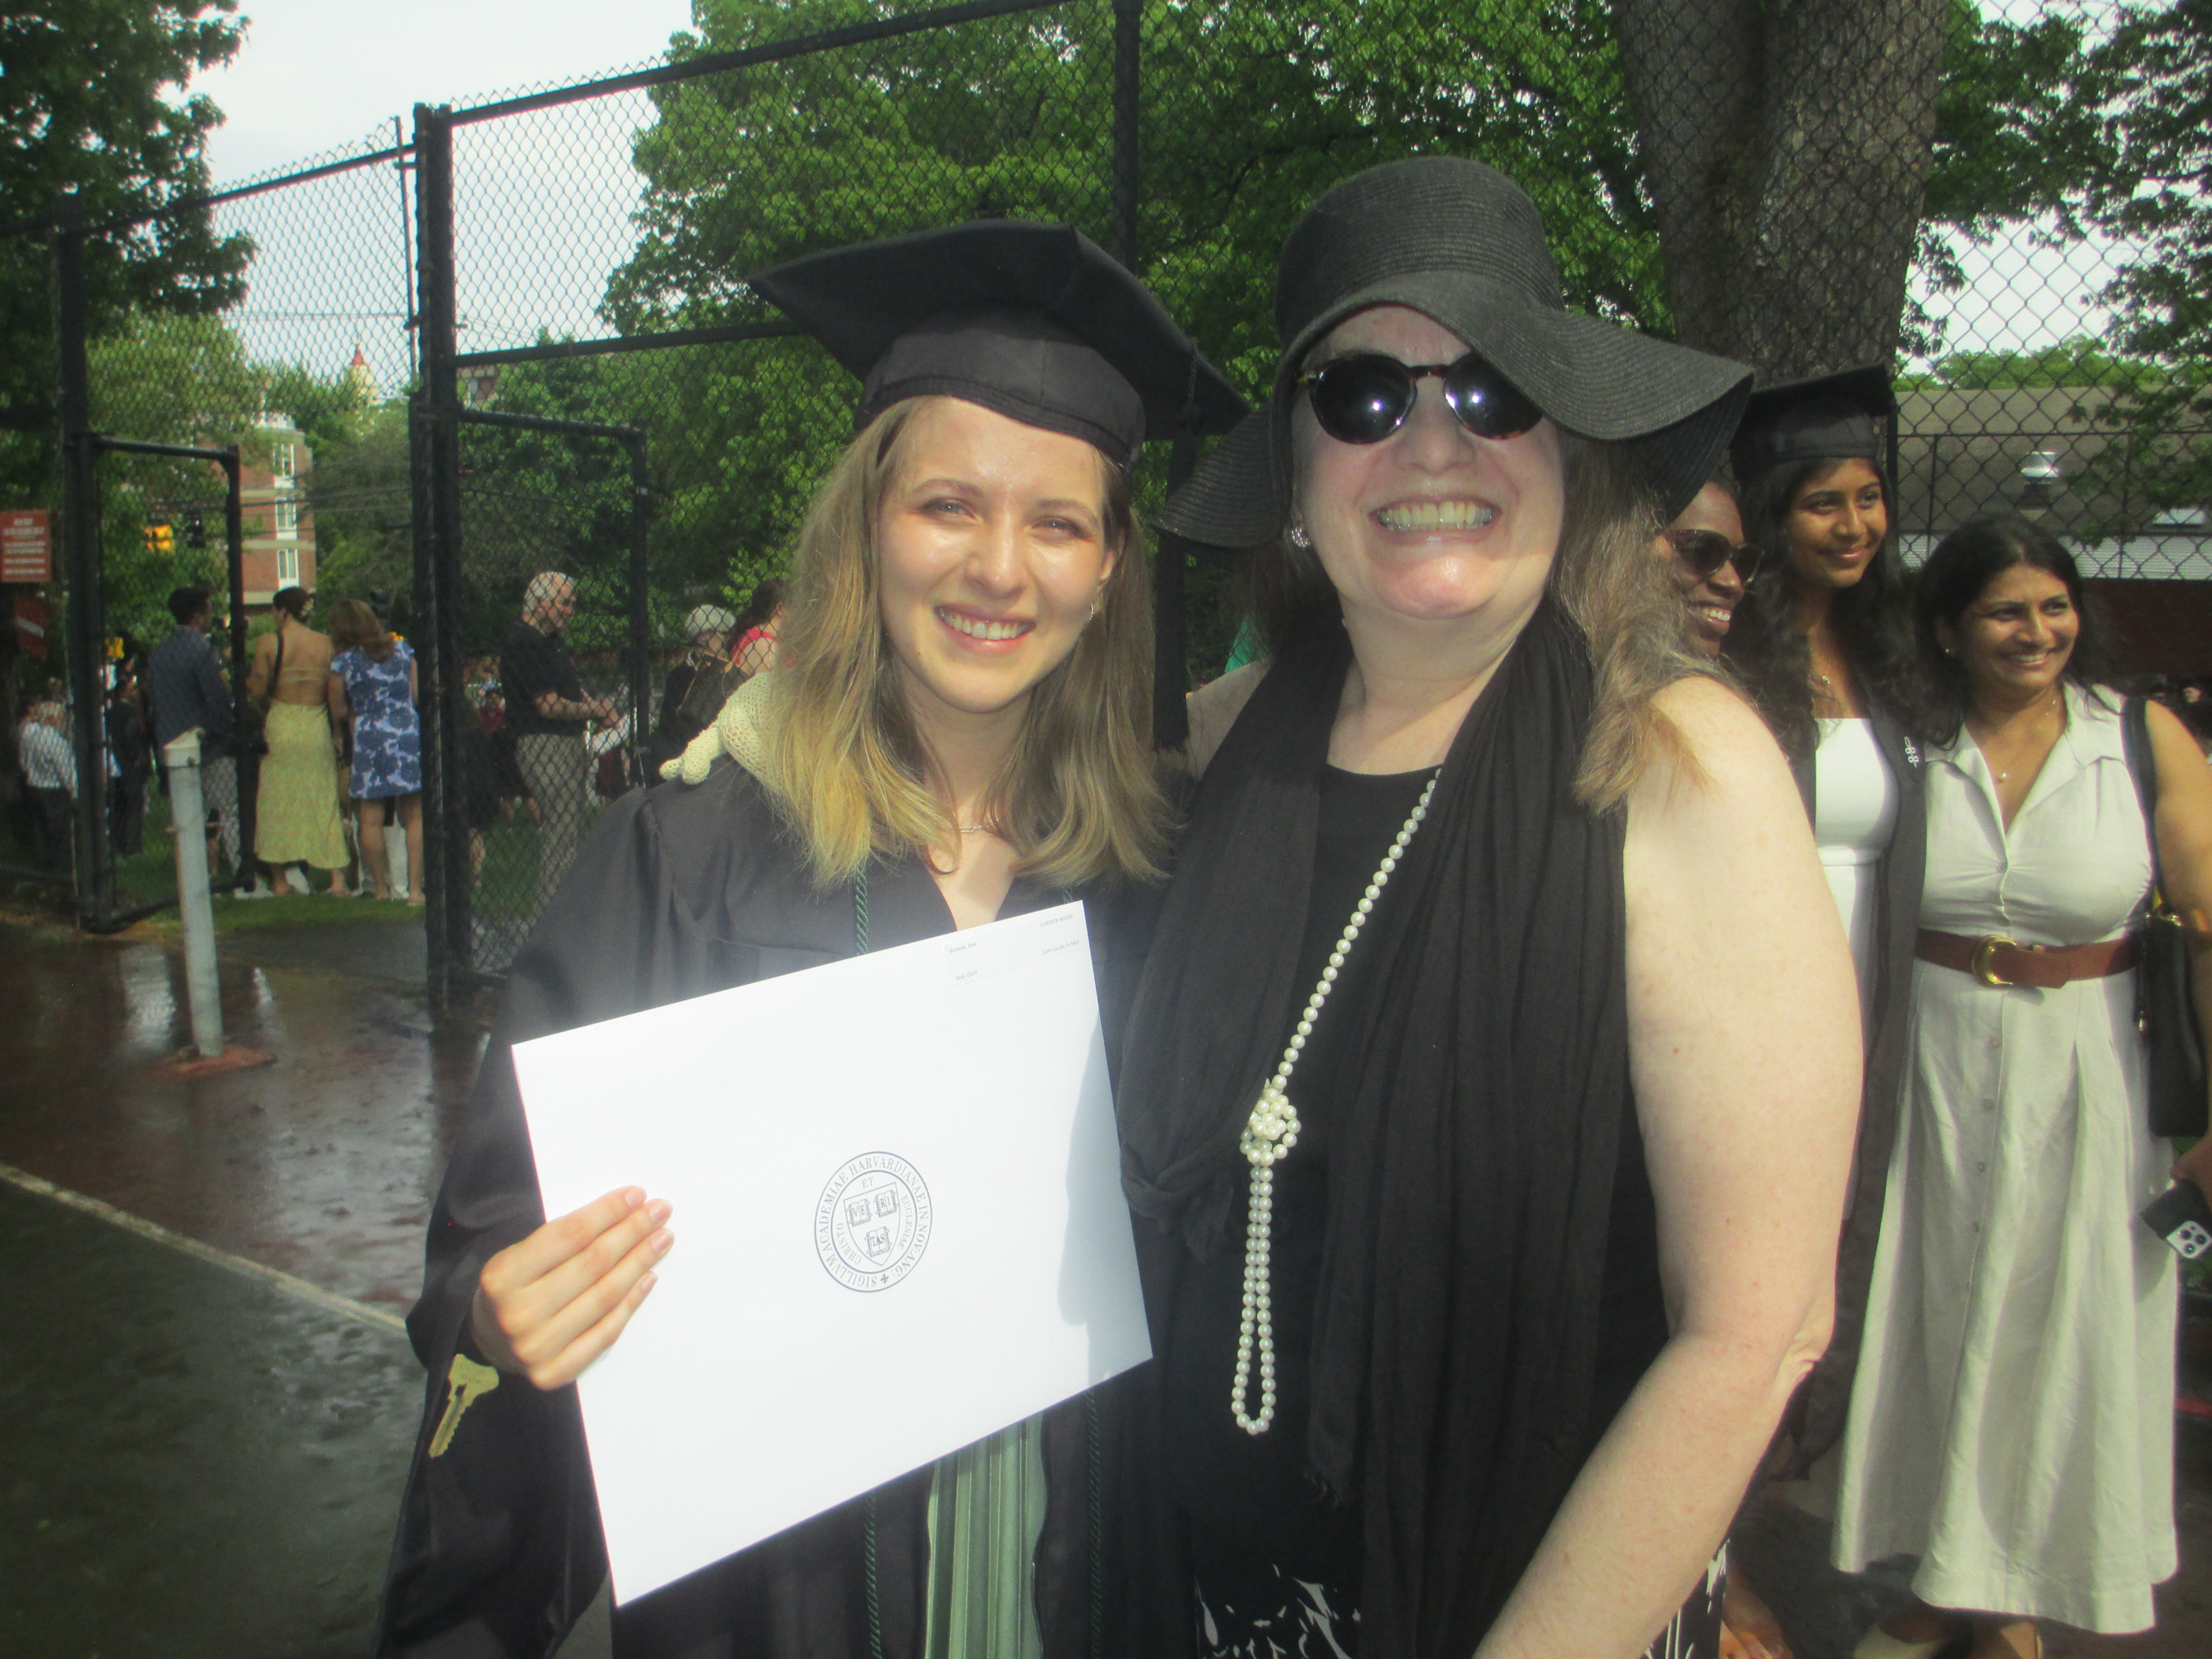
[{"x1": 194, "y1": 0, "x2": 698, "y2": 182}]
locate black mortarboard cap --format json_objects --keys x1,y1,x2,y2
[
  {"x1": 1729, "y1": 365, "x2": 1898, "y2": 480},
  {"x1": 750, "y1": 221, "x2": 1246, "y2": 469}
]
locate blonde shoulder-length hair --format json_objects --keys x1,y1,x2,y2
[
  {"x1": 758, "y1": 397, "x2": 1169, "y2": 889},
  {"x1": 1250, "y1": 429, "x2": 1710, "y2": 811}
]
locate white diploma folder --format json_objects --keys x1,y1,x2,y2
[{"x1": 510, "y1": 901, "x2": 1151, "y2": 1605}]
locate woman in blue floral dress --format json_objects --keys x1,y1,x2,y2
[{"x1": 327, "y1": 598, "x2": 424, "y2": 902}]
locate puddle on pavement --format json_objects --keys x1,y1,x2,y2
[{"x1": 0, "y1": 921, "x2": 482, "y2": 1310}]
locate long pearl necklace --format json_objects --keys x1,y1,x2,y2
[{"x1": 1232, "y1": 770, "x2": 1440, "y2": 1435}]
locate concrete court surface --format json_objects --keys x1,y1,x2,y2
[
  {"x1": 0, "y1": 910, "x2": 617, "y2": 1659},
  {"x1": 0, "y1": 1170, "x2": 421, "y2": 1655},
  {"x1": 0, "y1": 907, "x2": 2203, "y2": 1657}
]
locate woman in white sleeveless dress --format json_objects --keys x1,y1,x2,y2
[
  {"x1": 1722, "y1": 368, "x2": 1927, "y2": 1496},
  {"x1": 1835, "y1": 515, "x2": 2212, "y2": 1659}
]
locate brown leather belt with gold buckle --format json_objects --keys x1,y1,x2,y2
[{"x1": 1915, "y1": 928, "x2": 2140, "y2": 989}]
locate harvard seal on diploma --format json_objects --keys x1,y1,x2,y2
[{"x1": 814, "y1": 1152, "x2": 933, "y2": 1292}]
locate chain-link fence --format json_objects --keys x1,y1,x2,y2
[
  {"x1": 6, "y1": 0, "x2": 2207, "y2": 994},
  {"x1": 3, "y1": 134, "x2": 418, "y2": 924}
]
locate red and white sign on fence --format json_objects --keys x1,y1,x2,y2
[
  {"x1": 12, "y1": 593, "x2": 51, "y2": 659},
  {"x1": 2, "y1": 510, "x2": 52, "y2": 583}
]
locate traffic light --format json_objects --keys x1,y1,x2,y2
[
  {"x1": 143, "y1": 517, "x2": 174, "y2": 556},
  {"x1": 184, "y1": 515, "x2": 207, "y2": 551}
]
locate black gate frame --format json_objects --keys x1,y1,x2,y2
[
  {"x1": 405, "y1": 0, "x2": 1148, "y2": 1011},
  {"x1": 41, "y1": 197, "x2": 253, "y2": 930},
  {"x1": 417, "y1": 400, "x2": 650, "y2": 1010}
]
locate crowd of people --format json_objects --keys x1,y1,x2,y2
[
  {"x1": 8, "y1": 571, "x2": 790, "y2": 911},
  {"x1": 1650, "y1": 401, "x2": 2212, "y2": 1659},
  {"x1": 369, "y1": 158, "x2": 2212, "y2": 1659},
  {"x1": 3, "y1": 146, "x2": 2201, "y2": 1659},
  {"x1": 4, "y1": 581, "x2": 441, "y2": 902}
]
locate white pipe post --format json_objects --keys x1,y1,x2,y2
[
  {"x1": 162, "y1": 731, "x2": 225, "y2": 1059},
  {"x1": 384, "y1": 821, "x2": 409, "y2": 899}
]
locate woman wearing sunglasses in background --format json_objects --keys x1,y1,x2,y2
[
  {"x1": 1130, "y1": 157, "x2": 1860, "y2": 1659},
  {"x1": 1718, "y1": 372, "x2": 1929, "y2": 1511},
  {"x1": 1655, "y1": 478, "x2": 1750, "y2": 659}
]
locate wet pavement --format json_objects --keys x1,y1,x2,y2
[
  {"x1": 0, "y1": 912, "x2": 473, "y2": 1657},
  {"x1": 0, "y1": 909, "x2": 2204, "y2": 1657},
  {"x1": 0, "y1": 1174, "x2": 419, "y2": 1656},
  {"x1": 0, "y1": 917, "x2": 480, "y2": 1314}
]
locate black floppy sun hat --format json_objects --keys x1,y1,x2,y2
[
  {"x1": 1159, "y1": 156, "x2": 1754, "y2": 546},
  {"x1": 751, "y1": 220, "x2": 1247, "y2": 470}
]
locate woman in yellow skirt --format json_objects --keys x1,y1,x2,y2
[{"x1": 247, "y1": 586, "x2": 351, "y2": 895}]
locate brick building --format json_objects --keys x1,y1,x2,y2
[{"x1": 241, "y1": 411, "x2": 315, "y2": 607}]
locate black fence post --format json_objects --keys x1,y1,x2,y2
[
  {"x1": 413, "y1": 102, "x2": 468, "y2": 1013},
  {"x1": 1111, "y1": 0, "x2": 1141, "y2": 270},
  {"x1": 627, "y1": 436, "x2": 651, "y2": 787},
  {"x1": 55, "y1": 194, "x2": 105, "y2": 927},
  {"x1": 1152, "y1": 437, "x2": 1197, "y2": 751},
  {"x1": 220, "y1": 445, "x2": 255, "y2": 893}
]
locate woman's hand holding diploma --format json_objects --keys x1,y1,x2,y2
[{"x1": 471, "y1": 1187, "x2": 674, "y2": 1390}]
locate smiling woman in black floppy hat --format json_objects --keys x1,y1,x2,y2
[
  {"x1": 1119, "y1": 156, "x2": 1862, "y2": 1659},
  {"x1": 375, "y1": 221, "x2": 1242, "y2": 1659}
]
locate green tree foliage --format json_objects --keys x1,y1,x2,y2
[
  {"x1": 1136, "y1": 0, "x2": 1660, "y2": 387},
  {"x1": 577, "y1": 0, "x2": 2127, "y2": 674},
  {"x1": 2080, "y1": 0, "x2": 2212, "y2": 516},
  {"x1": 306, "y1": 402, "x2": 415, "y2": 615},
  {"x1": 1, "y1": 1, "x2": 252, "y2": 503},
  {"x1": 613, "y1": 0, "x2": 1661, "y2": 374},
  {"x1": 83, "y1": 312, "x2": 368, "y2": 647},
  {"x1": 449, "y1": 354, "x2": 652, "y2": 665},
  {"x1": 1908, "y1": 0, "x2": 2120, "y2": 356},
  {"x1": 1909, "y1": 337, "x2": 2167, "y2": 390},
  {"x1": 594, "y1": 0, "x2": 1673, "y2": 674}
]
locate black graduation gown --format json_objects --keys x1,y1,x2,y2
[
  {"x1": 373, "y1": 760, "x2": 1189, "y2": 1659},
  {"x1": 1778, "y1": 703, "x2": 1925, "y2": 1478}
]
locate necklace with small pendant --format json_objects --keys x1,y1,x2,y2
[{"x1": 1988, "y1": 692, "x2": 2063, "y2": 783}]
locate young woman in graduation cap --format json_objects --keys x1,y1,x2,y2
[
  {"x1": 1126, "y1": 157, "x2": 1861, "y2": 1659},
  {"x1": 1717, "y1": 369, "x2": 1929, "y2": 1494},
  {"x1": 375, "y1": 222, "x2": 1243, "y2": 1659}
]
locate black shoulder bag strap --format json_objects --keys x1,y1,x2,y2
[
  {"x1": 2121, "y1": 695, "x2": 2208, "y2": 1136},
  {"x1": 2121, "y1": 695, "x2": 2158, "y2": 895}
]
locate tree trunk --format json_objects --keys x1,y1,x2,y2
[{"x1": 1612, "y1": 0, "x2": 1950, "y2": 380}]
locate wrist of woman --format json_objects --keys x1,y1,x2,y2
[
  {"x1": 468, "y1": 1286, "x2": 520, "y2": 1374},
  {"x1": 2174, "y1": 1132, "x2": 2212, "y2": 1194}
]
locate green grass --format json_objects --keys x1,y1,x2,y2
[
  {"x1": 110, "y1": 787, "x2": 182, "y2": 910},
  {"x1": 472, "y1": 802, "x2": 602, "y2": 922},
  {"x1": 199, "y1": 891, "x2": 421, "y2": 933}
]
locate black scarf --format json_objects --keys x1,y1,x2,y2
[{"x1": 1116, "y1": 600, "x2": 1635, "y2": 1657}]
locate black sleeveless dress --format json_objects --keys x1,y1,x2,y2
[{"x1": 1156, "y1": 762, "x2": 1720, "y2": 1658}]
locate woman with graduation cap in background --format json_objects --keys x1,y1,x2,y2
[
  {"x1": 374, "y1": 221, "x2": 1243, "y2": 1659},
  {"x1": 1717, "y1": 368, "x2": 1929, "y2": 1492}
]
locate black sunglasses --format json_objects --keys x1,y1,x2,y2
[
  {"x1": 1296, "y1": 350, "x2": 1543, "y2": 446},
  {"x1": 1666, "y1": 527, "x2": 1755, "y2": 581}
]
